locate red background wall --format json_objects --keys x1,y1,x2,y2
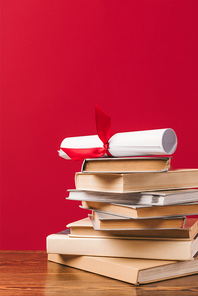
[{"x1": 1, "y1": 0, "x2": 198, "y2": 250}]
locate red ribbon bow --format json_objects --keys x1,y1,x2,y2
[{"x1": 61, "y1": 105, "x2": 113, "y2": 161}]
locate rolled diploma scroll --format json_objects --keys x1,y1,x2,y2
[{"x1": 58, "y1": 128, "x2": 177, "y2": 159}]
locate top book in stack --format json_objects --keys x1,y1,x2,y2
[{"x1": 81, "y1": 157, "x2": 172, "y2": 173}]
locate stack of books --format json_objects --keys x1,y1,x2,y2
[{"x1": 47, "y1": 156, "x2": 198, "y2": 285}]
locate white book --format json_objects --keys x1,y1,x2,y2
[{"x1": 67, "y1": 189, "x2": 198, "y2": 206}]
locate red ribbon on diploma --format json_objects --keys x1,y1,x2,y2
[{"x1": 61, "y1": 105, "x2": 113, "y2": 161}]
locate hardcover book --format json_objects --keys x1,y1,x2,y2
[
  {"x1": 46, "y1": 230, "x2": 198, "y2": 261},
  {"x1": 75, "y1": 169, "x2": 198, "y2": 193},
  {"x1": 81, "y1": 157, "x2": 171, "y2": 173},
  {"x1": 90, "y1": 211, "x2": 186, "y2": 230},
  {"x1": 81, "y1": 200, "x2": 198, "y2": 218},
  {"x1": 48, "y1": 254, "x2": 198, "y2": 285},
  {"x1": 67, "y1": 189, "x2": 198, "y2": 206},
  {"x1": 67, "y1": 217, "x2": 198, "y2": 239}
]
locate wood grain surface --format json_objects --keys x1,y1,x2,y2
[{"x1": 0, "y1": 251, "x2": 198, "y2": 296}]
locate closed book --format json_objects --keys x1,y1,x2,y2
[
  {"x1": 81, "y1": 157, "x2": 171, "y2": 173},
  {"x1": 46, "y1": 231, "x2": 198, "y2": 260},
  {"x1": 67, "y1": 217, "x2": 198, "y2": 239},
  {"x1": 48, "y1": 254, "x2": 198, "y2": 285},
  {"x1": 90, "y1": 211, "x2": 186, "y2": 230},
  {"x1": 67, "y1": 189, "x2": 198, "y2": 206},
  {"x1": 75, "y1": 169, "x2": 198, "y2": 193},
  {"x1": 81, "y1": 200, "x2": 198, "y2": 218}
]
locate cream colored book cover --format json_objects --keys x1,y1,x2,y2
[
  {"x1": 75, "y1": 169, "x2": 198, "y2": 193},
  {"x1": 48, "y1": 254, "x2": 198, "y2": 285},
  {"x1": 46, "y1": 232, "x2": 198, "y2": 260},
  {"x1": 67, "y1": 217, "x2": 198, "y2": 239}
]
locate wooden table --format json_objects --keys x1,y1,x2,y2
[{"x1": 0, "y1": 251, "x2": 198, "y2": 296}]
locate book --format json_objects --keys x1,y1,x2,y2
[
  {"x1": 48, "y1": 253, "x2": 198, "y2": 285},
  {"x1": 67, "y1": 189, "x2": 198, "y2": 205},
  {"x1": 81, "y1": 157, "x2": 172, "y2": 173},
  {"x1": 90, "y1": 211, "x2": 186, "y2": 230},
  {"x1": 75, "y1": 169, "x2": 198, "y2": 193},
  {"x1": 81, "y1": 200, "x2": 198, "y2": 218},
  {"x1": 67, "y1": 217, "x2": 198, "y2": 239},
  {"x1": 46, "y1": 230, "x2": 198, "y2": 260}
]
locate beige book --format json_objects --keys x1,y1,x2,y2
[
  {"x1": 48, "y1": 254, "x2": 198, "y2": 285},
  {"x1": 90, "y1": 211, "x2": 186, "y2": 230},
  {"x1": 81, "y1": 157, "x2": 171, "y2": 173},
  {"x1": 81, "y1": 200, "x2": 198, "y2": 218},
  {"x1": 75, "y1": 169, "x2": 198, "y2": 193},
  {"x1": 67, "y1": 217, "x2": 198, "y2": 239},
  {"x1": 46, "y1": 231, "x2": 198, "y2": 260}
]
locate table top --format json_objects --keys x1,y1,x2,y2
[{"x1": 0, "y1": 251, "x2": 198, "y2": 296}]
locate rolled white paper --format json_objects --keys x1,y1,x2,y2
[{"x1": 58, "y1": 128, "x2": 177, "y2": 159}]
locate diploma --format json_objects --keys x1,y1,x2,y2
[{"x1": 58, "y1": 128, "x2": 177, "y2": 160}]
